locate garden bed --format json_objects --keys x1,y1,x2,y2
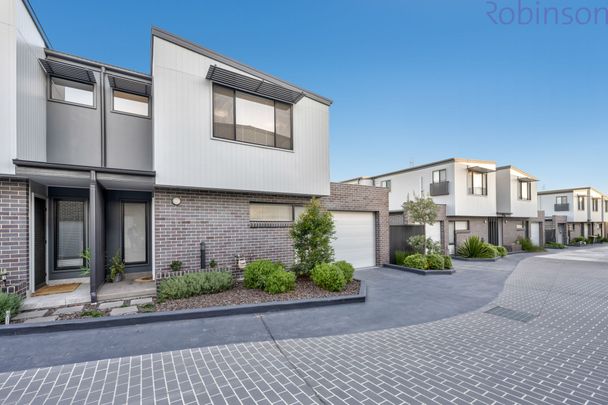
[
  {"x1": 384, "y1": 264, "x2": 454, "y2": 275},
  {"x1": 451, "y1": 256, "x2": 501, "y2": 262}
]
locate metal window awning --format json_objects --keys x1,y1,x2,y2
[
  {"x1": 206, "y1": 65, "x2": 304, "y2": 104},
  {"x1": 108, "y1": 75, "x2": 151, "y2": 97},
  {"x1": 39, "y1": 59, "x2": 96, "y2": 84},
  {"x1": 467, "y1": 166, "x2": 494, "y2": 174},
  {"x1": 518, "y1": 177, "x2": 538, "y2": 182}
]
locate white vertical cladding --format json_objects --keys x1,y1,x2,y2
[
  {"x1": 589, "y1": 188, "x2": 603, "y2": 223},
  {"x1": 538, "y1": 192, "x2": 574, "y2": 222},
  {"x1": 453, "y1": 161, "x2": 497, "y2": 217},
  {"x1": 506, "y1": 168, "x2": 538, "y2": 218},
  {"x1": 495, "y1": 168, "x2": 511, "y2": 214},
  {"x1": 374, "y1": 162, "x2": 455, "y2": 213},
  {"x1": 152, "y1": 37, "x2": 330, "y2": 195},
  {"x1": 0, "y1": 0, "x2": 17, "y2": 175},
  {"x1": 572, "y1": 189, "x2": 589, "y2": 222},
  {"x1": 15, "y1": 0, "x2": 46, "y2": 162}
]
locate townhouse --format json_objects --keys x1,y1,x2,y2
[
  {"x1": 538, "y1": 187, "x2": 607, "y2": 244},
  {"x1": 344, "y1": 158, "x2": 543, "y2": 255},
  {"x1": 0, "y1": 0, "x2": 388, "y2": 301}
]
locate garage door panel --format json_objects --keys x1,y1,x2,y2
[{"x1": 331, "y1": 211, "x2": 375, "y2": 268}]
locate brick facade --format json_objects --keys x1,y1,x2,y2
[
  {"x1": 0, "y1": 179, "x2": 29, "y2": 297},
  {"x1": 154, "y1": 182, "x2": 389, "y2": 276}
]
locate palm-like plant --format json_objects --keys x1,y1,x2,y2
[{"x1": 457, "y1": 236, "x2": 497, "y2": 258}]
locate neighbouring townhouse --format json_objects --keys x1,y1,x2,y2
[
  {"x1": 344, "y1": 158, "x2": 544, "y2": 256},
  {"x1": 538, "y1": 187, "x2": 607, "y2": 244},
  {"x1": 0, "y1": 0, "x2": 389, "y2": 302}
]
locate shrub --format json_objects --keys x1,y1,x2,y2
[
  {"x1": 311, "y1": 263, "x2": 346, "y2": 292},
  {"x1": 334, "y1": 260, "x2": 355, "y2": 283},
  {"x1": 586, "y1": 236, "x2": 597, "y2": 244},
  {"x1": 545, "y1": 242, "x2": 565, "y2": 249},
  {"x1": 408, "y1": 235, "x2": 442, "y2": 255},
  {"x1": 0, "y1": 293, "x2": 22, "y2": 323},
  {"x1": 443, "y1": 255, "x2": 453, "y2": 269},
  {"x1": 571, "y1": 236, "x2": 586, "y2": 245},
  {"x1": 158, "y1": 271, "x2": 233, "y2": 302},
  {"x1": 290, "y1": 198, "x2": 335, "y2": 276},
  {"x1": 403, "y1": 253, "x2": 428, "y2": 270},
  {"x1": 81, "y1": 309, "x2": 104, "y2": 318},
  {"x1": 457, "y1": 236, "x2": 497, "y2": 258},
  {"x1": 170, "y1": 260, "x2": 183, "y2": 272},
  {"x1": 394, "y1": 250, "x2": 410, "y2": 265},
  {"x1": 243, "y1": 260, "x2": 283, "y2": 289},
  {"x1": 495, "y1": 246, "x2": 508, "y2": 257},
  {"x1": 517, "y1": 237, "x2": 544, "y2": 252},
  {"x1": 426, "y1": 254, "x2": 445, "y2": 270},
  {"x1": 264, "y1": 271, "x2": 296, "y2": 294}
]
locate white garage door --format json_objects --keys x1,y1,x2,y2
[
  {"x1": 530, "y1": 222, "x2": 540, "y2": 246},
  {"x1": 331, "y1": 211, "x2": 375, "y2": 268}
]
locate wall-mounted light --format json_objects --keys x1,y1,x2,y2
[{"x1": 172, "y1": 197, "x2": 181, "y2": 206}]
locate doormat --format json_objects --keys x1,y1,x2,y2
[{"x1": 33, "y1": 283, "x2": 81, "y2": 296}]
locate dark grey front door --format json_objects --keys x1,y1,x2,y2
[
  {"x1": 34, "y1": 197, "x2": 46, "y2": 288},
  {"x1": 488, "y1": 217, "x2": 499, "y2": 245}
]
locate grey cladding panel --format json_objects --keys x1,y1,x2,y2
[
  {"x1": 206, "y1": 65, "x2": 304, "y2": 104},
  {"x1": 108, "y1": 75, "x2": 151, "y2": 97},
  {"x1": 39, "y1": 59, "x2": 96, "y2": 84}
]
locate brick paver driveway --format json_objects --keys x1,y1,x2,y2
[{"x1": 2, "y1": 247, "x2": 608, "y2": 404}]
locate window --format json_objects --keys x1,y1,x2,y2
[
  {"x1": 432, "y1": 169, "x2": 447, "y2": 184},
  {"x1": 519, "y1": 181, "x2": 531, "y2": 200},
  {"x1": 468, "y1": 172, "x2": 487, "y2": 195},
  {"x1": 556, "y1": 196, "x2": 568, "y2": 205},
  {"x1": 113, "y1": 90, "x2": 149, "y2": 117},
  {"x1": 50, "y1": 77, "x2": 94, "y2": 107},
  {"x1": 454, "y1": 220, "x2": 469, "y2": 231},
  {"x1": 212, "y1": 84, "x2": 292, "y2": 150},
  {"x1": 250, "y1": 203, "x2": 294, "y2": 222},
  {"x1": 577, "y1": 196, "x2": 586, "y2": 210},
  {"x1": 294, "y1": 206, "x2": 306, "y2": 220},
  {"x1": 592, "y1": 198, "x2": 599, "y2": 212},
  {"x1": 380, "y1": 180, "x2": 391, "y2": 190},
  {"x1": 122, "y1": 202, "x2": 147, "y2": 264},
  {"x1": 605, "y1": 200, "x2": 608, "y2": 213},
  {"x1": 55, "y1": 200, "x2": 86, "y2": 269}
]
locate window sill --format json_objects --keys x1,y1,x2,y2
[
  {"x1": 210, "y1": 136, "x2": 294, "y2": 153},
  {"x1": 249, "y1": 221, "x2": 293, "y2": 228}
]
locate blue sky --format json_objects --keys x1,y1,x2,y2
[{"x1": 30, "y1": 0, "x2": 608, "y2": 191}]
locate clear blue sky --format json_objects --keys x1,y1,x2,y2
[{"x1": 30, "y1": 0, "x2": 608, "y2": 191}]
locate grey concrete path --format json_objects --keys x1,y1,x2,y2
[
  {"x1": 0, "y1": 254, "x2": 530, "y2": 372},
  {"x1": 1, "y1": 247, "x2": 608, "y2": 404}
]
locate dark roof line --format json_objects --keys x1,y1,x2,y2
[
  {"x1": 151, "y1": 27, "x2": 332, "y2": 106},
  {"x1": 45, "y1": 49, "x2": 151, "y2": 81}
]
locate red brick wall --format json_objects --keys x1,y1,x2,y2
[
  {"x1": 0, "y1": 179, "x2": 29, "y2": 297},
  {"x1": 154, "y1": 182, "x2": 389, "y2": 276}
]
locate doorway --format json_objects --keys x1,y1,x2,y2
[{"x1": 34, "y1": 197, "x2": 46, "y2": 288}]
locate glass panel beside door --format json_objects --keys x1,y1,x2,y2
[
  {"x1": 55, "y1": 200, "x2": 86, "y2": 270},
  {"x1": 123, "y1": 202, "x2": 147, "y2": 264}
]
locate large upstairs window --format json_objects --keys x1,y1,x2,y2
[
  {"x1": 468, "y1": 171, "x2": 487, "y2": 196},
  {"x1": 50, "y1": 77, "x2": 94, "y2": 107},
  {"x1": 519, "y1": 181, "x2": 531, "y2": 200},
  {"x1": 213, "y1": 84, "x2": 292, "y2": 150},
  {"x1": 577, "y1": 196, "x2": 586, "y2": 211}
]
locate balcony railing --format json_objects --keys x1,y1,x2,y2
[
  {"x1": 430, "y1": 181, "x2": 449, "y2": 196},
  {"x1": 468, "y1": 187, "x2": 488, "y2": 196},
  {"x1": 554, "y1": 203, "x2": 569, "y2": 212}
]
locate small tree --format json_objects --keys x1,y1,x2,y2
[
  {"x1": 402, "y1": 194, "x2": 440, "y2": 254},
  {"x1": 290, "y1": 198, "x2": 335, "y2": 276}
]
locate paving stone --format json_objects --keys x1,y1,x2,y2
[
  {"x1": 109, "y1": 306, "x2": 138, "y2": 316},
  {"x1": 130, "y1": 298, "x2": 153, "y2": 305},
  {"x1": 53, "y1": 305, "x2": 85, "y2": 315},
  {"x1": 13, "y1": 310, "x2": 48, "y2": 320},
  {"x1": 23, "y1": 316, "x2": 58, "y2": 323},
  {"x1": 98, "y1": 301, "x2": 125, "y2": 310}
]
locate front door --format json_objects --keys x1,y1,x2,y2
[
  {"x1": 488, "y1": 217, "x2": 499, "y2": 245},
  {"x1": 34, "y1": 197, "x2": 46, "y2": 288}
]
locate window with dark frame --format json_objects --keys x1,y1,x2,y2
[
  {"x1": 556, "y1": 196, "x2": 568, "y2": 205},
  {"x1": 468, "y1": 171, "x2": 487, "y2": 195},
  {"x1": 55, "y1": 199, "x2": 86, "y2": 270},
  {"x1": 432, "y1": 169, "x2": 446, "y2": 184},
  {"x1": 454, "y1": 220, "x2": 469, "y2": 231},
  {"x1": 113, "y1": 90, "x2": 149, "y2": 117},
  {"x1": 380, "y1": 180, "x2": 391, "y2": 190},
  {"x1": 50, "y1": 77, "x2": 94, "y2": 107},
  {"x1": 592, "y1": 198, "x2": 599, "y2": 212},
  {"x1": 212, "y1": 84, "x2": 293, "y2": 150},
  {"x1": 122, "y1": 202, "x2": 147, "y2": 265},
  {"x1": 577, "y1": 196, "x2": 586, "y2": 210},
  {"x1": 519, "y1": 181, "x2": 531, "y2": 200}
]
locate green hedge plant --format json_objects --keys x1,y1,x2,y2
[
  {"x1": 545, "y1": 242, "x2": 565, "y2": 249},
  {"x1": 443, "y1": 255, "x2": 453, "y2": 269},
  {"x1": 517, "y1": 237, "x2": 544, "y2": 252},
  {"x1": 495, "y1": 246, "x2": 508, "y2": 257},
  {"x1": 158, "y1": 271, "x2": 233, "y2": 302},
  {"x1": 311, "y1": 263, "x2": 346, "y2": 292},
  {"x1": 403, "y1": 253, "x2": 428, "y2": 270},
  {"x1": 264, "y1": 271, "x2": 296, "y2": 294},
  {"x1": 243, "y1": 260, "x2": 283, "y2": 290},
  {"x1": 426, "y1": 254, "x2": 445, "y2": 270},
  {"x1": 333, "y1": 260, "x2": 355, "y2": 283},
  {"x1": 0, "y1": 292, "x2": 22, "y2": 323}
]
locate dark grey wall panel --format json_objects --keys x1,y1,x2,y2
[{"x1": 104, "y1": 78, "x2": 153, "y2": 171}]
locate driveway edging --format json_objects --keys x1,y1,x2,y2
[{"x1": 0, "y1": 281, "x2": 366, "y2": 336}]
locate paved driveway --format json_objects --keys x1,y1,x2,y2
[
  {"x1": 1, "y1": 247, "x2": 608, "y2": 404},
  {"x1": 0, "y1": 254, "x2": 528, "y2": 372}
]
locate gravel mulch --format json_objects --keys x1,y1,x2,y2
[{"x1": 156, "y1": 279, "x2": 361, "y2": 312}]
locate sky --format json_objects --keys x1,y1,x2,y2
[{"x1": 30, "y1": 0, "x2": 608, "y2": 191}]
